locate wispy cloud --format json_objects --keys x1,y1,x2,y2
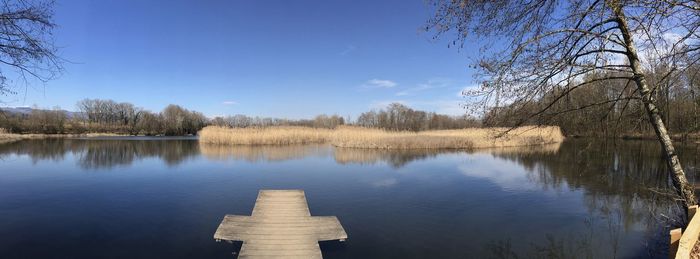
[
  {"x1": 396, "y1": 78, "x2": 452, "y2": 96},
  {"x1": 222, "y1": 100, "x2": 238, "y2": 105},
  {"x1": 340, "y1": 44, "x2": 357, "y2": 56},
  {"x1": 362, "y1": 79, "x2": 398, "y2": 88},
  {"x1": 458, "y1": 154, "x2": 538, "y2": 191}
]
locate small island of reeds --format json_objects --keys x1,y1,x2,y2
[{"x1": 198, "y1": 125, "x2": 564, "y2": 150}]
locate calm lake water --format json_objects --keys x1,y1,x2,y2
[{"x1": 0, "y1": 138, "x2": 698, "y2": 258}]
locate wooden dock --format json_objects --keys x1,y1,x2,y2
[
  {"x1": 670, "y1": 205, "x2": 700, "y2": 259},
  {"x1": 214, "y1": 190, "x2": 347, "y2": 259}
]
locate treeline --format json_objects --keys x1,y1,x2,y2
[
  {"x1": 484, "y1": 65, "x2": 699, "y2": 138},
  {"x1": 0, "y1": 99, "x2": 207, "y2": 136},
  {"x1": 210, "y1": 114, "x2": 346, "y2": 129},
  {"x1": 3, "y1": 108, "x2": 69, "y2": 134},
  {"x1": 211, "y1": 103, "x2": 480, "y2": 131},
  {"x1": 1, "y1": 100, "x2": 482, "y2": 135},
  {"x1": 356, "y1": 103, "x2": 480, "y2": 131}
]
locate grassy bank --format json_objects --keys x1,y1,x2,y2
[
  {"x1": 0, "y1": 132, "x2": 70, "y2": 144},
  {"x1": 198, "y1": 125, "x2": 564, "y2": 149},
  {"x1": 0, "y1": 129, "x2": 129, "y2": 144}
]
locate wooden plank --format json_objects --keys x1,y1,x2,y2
[
  {"x1": 214, "y1": 190, "x2": 348, "y2": 258},
  {"x1": 676, "y1": 205, "x2": 700, "y2": 259},
  {"x1": 670, "y1": 228, "x2": 682, "y2": 259}
]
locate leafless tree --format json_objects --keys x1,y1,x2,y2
[
  {"x1": 0, "y1": 0, "x2": 60, "y2": 97},
  {"x1": 428, "y1": 0, "x2": 700, "y2": 207},
  {"x1": 356, "y1": 103, "x2": 480, "y2": 131},
  {"x1": 161, "y1": 104, "x2": 206, "y2": 136}
]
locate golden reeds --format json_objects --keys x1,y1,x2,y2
[
  {"x1": 198, "y1": 125, "x2": 565, "y2": 149},
  {"x1": 198, "y1": 126, "x2": 333, "y2": 145}
]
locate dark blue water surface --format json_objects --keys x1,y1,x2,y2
[{"x1": 0, "y1": 138, "x2": 698, "y2": 258}]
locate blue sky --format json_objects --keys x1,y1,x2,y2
[{"x1": 4, "y1": 0, "x2": 479, "y2": 119}]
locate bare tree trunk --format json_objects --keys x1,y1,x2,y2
[{"x1": 610, "y1": 2, "x2": 698, "y2": 207}]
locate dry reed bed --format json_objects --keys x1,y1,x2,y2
[
  {"x1": 0, "y1": 128, "x2": 128, "y2": 144},
  {"x1": 0, "y1": 132, "x2": 24, "y2": 144},
  {"x1": 198, "y1": 126, "x2": 332, "y2": 145},
  {"x1": 0, "y1": 129, "x2": 58, "y2": 144},
  {"x1": 198, "y1": 125, "x2": 564, "y2": 149}
]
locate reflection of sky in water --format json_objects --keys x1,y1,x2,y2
[
  {"x1": 459, "y1": 153, "x2": 543, "y2": 191},
  {"x1": 370, "y1": 178, "x2": 398, "y2": 188},
  {"x1": 0, "y1": 138, "x2": 694, "y2": 258}
]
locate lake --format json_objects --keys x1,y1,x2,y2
[{"x1": 0, "y1": 138, "x2": 698, "y2": 258}]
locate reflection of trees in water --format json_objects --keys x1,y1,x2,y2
[
  {"x1": 0, "y1": 139, "x2": 199, "y2": 169},
  {"x1": 486, "y1": 212, "x2": 625, "y2": 259},
  {"x1": 0, "y1": 139, "x2": 70, "y2": 162},
  {"x1": 486, "y1": 139, "x2": 699, "y2": 258},
  {"x1": 494, "y1": 140, "x2": 691, "y2": 212},
  {"x1": 76, "y1": 139, "x2": 199, "y2": 169},
  {"x1": 333, "y1": 148, "x2": 447, "y2": 168}
]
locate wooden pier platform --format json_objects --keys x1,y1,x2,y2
[{"x1": 214, "y1": 190, "x2": 347, "y2": 259}]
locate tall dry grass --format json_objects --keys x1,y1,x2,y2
[
  {"x1": 0, "y1": 128, "x2": 31, "y2": 144},
  {"x1": 0, "y1": 128, "x2": 127, "y2": 144},
  {"x1": 332, "y1": 125, "x2": 563, "y2": 149},
  {"x1": 198, "y1": 126, "x2": 333, "y2": 145},
  {"x1": 198, "y1": 125, "x2": 564, "y2": 149}
]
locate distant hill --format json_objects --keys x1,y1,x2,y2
[{"x1": 0, "y1": 107, "x2": 81, "y2": 119}]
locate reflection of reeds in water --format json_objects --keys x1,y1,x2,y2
[
  {"x1": 200, "y1": 142, "x2": 564, "y2": 168},
  {"x1": 199, "y1": 143, "x2": 332, "y2": 162},
  {"x1": 478, "y1": 142, "x2": 563, "y2": 155},
  {"x1": 334, "y1": 142, "x2": 563, "y2": 168},
  {"x1": 200, "y1": 142, "x2": 442, "y2": 167},
  {"x1": 200, "y1": 141, "x2": 443, "y2": 166},
  {"x1": 333, "y1": 148, "x2": 449, "y2": 168},
  {"x1": 199, "y1": 125, "x2": 565, "y2": 149}
]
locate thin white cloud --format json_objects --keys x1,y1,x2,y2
[
  {"x1": 396, "y1": 78, "x2": 452, "y2": 96},
  {"x1": 414, "y1": 100, "x2": 465, "y2": 116},
  {"x1": 396, "y1": 83, "x2": 441, "y2": 96},
  {"x1": 340, "y1": 44, "x2": 357, "y2": 56},
  {"x1": 362, "y1": 79, "x2": 397, "y2": 88},
  {"x1": 222, "y1": 101, "x2": 238, "y2": 105}
]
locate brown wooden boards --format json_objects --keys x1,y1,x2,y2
[{"x1": 214, "y1": 190, "x2": 347, "y2": 259}]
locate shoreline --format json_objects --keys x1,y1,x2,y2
[
  {"x1": 0, "y1": 132, "x2": 150, "y2": 144},
  {"x1": 568, "y1": 134, "x2": 700, "y2": 142},
  {"x1": 0, "y1": 129, "x2": 700, "y2": 146}
]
